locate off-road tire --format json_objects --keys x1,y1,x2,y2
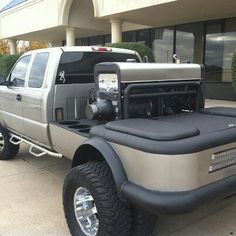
[
  {"x1": 63, "y1": 161, "x2": 133, "y2": 236},
  {"x1": 0, "y1": 126, "x2": 19, "y2": 160},
  {"x1": 132, "y1": 208, "x2": 157, "y2": 236}
]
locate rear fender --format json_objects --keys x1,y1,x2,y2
[{"x1": 72, "y1": 137, "x2": 127, "y2": 198}]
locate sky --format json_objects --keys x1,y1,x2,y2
[{"x1": 0, "y1": 0, "x2": 12, "y2": 10}]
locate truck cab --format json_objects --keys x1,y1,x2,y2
[{"x1": 0, "y1": 47, "x2": 141, "y2": 149}]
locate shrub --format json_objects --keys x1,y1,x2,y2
[
  {"x1": 0, "y1": 55, "x2": 20, "y2": 77},
  {"x1": 232, "y1": 51, "x2": 236, "y2": 90},
  {"x1": 106, "y1": 42, "x2": 155, "y2": 62}
]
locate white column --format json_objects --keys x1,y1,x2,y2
[
  {"x1": 110, "y1": 19, "x2": 123, "y2": 43},
  {"x1": 66, "y1": 27, "x2": 76, "y2": 46},
  {"x1": 9, "y1": 39, "x2": 17, "y2": 55}
]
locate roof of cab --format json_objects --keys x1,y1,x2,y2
[
  {"x1": 24, "y1": 46, "x2": 138, "y2": 55},
  {"x1": 61, "y1": 46, "x2": 137, "y2": 55}
]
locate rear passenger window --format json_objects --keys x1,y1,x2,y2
[{"x1": 28, "y1": 53, "x2": 49, "y2": 88}]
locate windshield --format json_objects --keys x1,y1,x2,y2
[{"x1": 56, "y1": 51, "x2": 139, "y2": 84}]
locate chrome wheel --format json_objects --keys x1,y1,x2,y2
[
  {"x1": 74, "y1": 187, "x2": 99, "y2": 236},
  {"x1": 0, "y1": 133, "x2": 4, "y2": 151}
]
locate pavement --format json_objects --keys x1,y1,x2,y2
[
  {"x1": 0, "y1": 145, "x2": 71, "y2": 236},
  {"x1": 0, "y1": 99, "x2": 236, "y2": 236}
]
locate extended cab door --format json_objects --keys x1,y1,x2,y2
[
  {"x1": 22, "y1": 52, "x2": 50, "y2": 146},
  {"x1": 0, "y1": 55, "x2": 31, "y2": 135}
]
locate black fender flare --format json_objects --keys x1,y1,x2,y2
[{"x1": 72, "y1": 137, "x2": 128, "y2": 198}]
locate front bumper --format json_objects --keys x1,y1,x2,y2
[{"x1": 121, "y1": 174, "x2": 236, "y2": 215}]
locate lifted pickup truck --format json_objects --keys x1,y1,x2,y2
[{"x1": 1, "y1": 46, "x2": 236, "y2": 236}]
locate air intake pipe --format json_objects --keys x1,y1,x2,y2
[{"x1": 86, "y1": 100, "x2": 115, "y2": 121}]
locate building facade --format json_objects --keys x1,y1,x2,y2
[{"x1": 0, "y1": 0, "x2": 236, "y2": 100}]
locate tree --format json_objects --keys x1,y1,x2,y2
[
  {"x1": 0, "y1": 40, "x2": 10, "y2": 55},
  {"x1": 106, "y1": 42, "x2": 155, "y2": 62},
  {"x1": 0, "y1": 39, "x2": 48, "y2": 56},
  {"x1": 19, "y1": 41, "x2": 47, "y2": 53},
  {"x1": 0, "y1": 55, "x2": 20, "y2": 76}
]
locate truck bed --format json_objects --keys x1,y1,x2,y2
[
  {"x1": 90, "y1": 107, "x2": 236, "y2": 155},
  {"x1": 51, "y1": 119, "x2": 101, "y2": 136},
  {"x1": 50, "y1": 107, "x2": 236, "y2": 158}
]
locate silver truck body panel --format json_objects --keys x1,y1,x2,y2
[
  {"x1": 0, "y1": 87, "x2": 25, "y2": 133},
  {"x1": 53, "y1": 83, "x2": 94, "y2": 121},
  {"x1": 22, "y1": 88, "x2": 46, "y2": 145},
  {"x1": 49, "y1": 123, "x2": 87, "y2": 159},
  {"x1": 110, "y1": 142, "x2": 236, "y2": 192}
]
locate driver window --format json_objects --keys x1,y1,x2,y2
[{"x1": 9, "y1": 55, "x2": 31, "y2": 87}]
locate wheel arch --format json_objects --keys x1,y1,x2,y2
[{"x1": 72, "y1": 137, "x2": 128, "y2": 198}]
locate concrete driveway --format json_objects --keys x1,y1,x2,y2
[
  {"x1": 1, "y1": 100, "x2": 236, "y2": 236},
  {"x1": 0, "y1": 144, "x2": 71, "y2": 236}
]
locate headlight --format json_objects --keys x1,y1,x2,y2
[{"x1": 98, "y1": 73, "x2": 118, "y2": 94}]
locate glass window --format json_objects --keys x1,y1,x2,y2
[
  {"x1": 28, "y1": 53, "x2": 49, "y2": 88},
  {"x1": 204, "y1": 19, "x2": 236, "y2": 83},
  {"x1": 176, "y1": 23, "x2": 204, "y2": 63},
  {"x1": 56, "y1": 52, "x2": 140, "y2": 84},
  {"x1": 222, "y1": 18, "x2": 236, "y2": 82},
  {"x1": 76, "y1": 39, "x2": 83, "y2": 46},
  {"x1": 76, "y1": 38, "x2": 90, "y2": 46},
  {"x1": 137, "y1": 29, "x2": 151, "y2": 47},
  {"x1": 89, "y1": 36, "x2": 104, "y2": 46},
  {"x1": 104, "y1": 34, "x2": 111, "y2": 44},
  {"x1": 9, "y1": 55, "x2": 31, "y2": 87},
  {"x1": 205, "y1": 21, "x2": 224, "y2": 81},
  {"x1": 82, "y1": 38, "x2": 89, "y2": 46},
  {"x1": 152, "y1": 27, "x2": 174, "y2": 63},
  {"x1": 123, "y1": 31, "x2": 136, "y2": 42}
]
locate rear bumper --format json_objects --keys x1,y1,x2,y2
[{"x1": 121, "y1": 174, "x2": 236, "y2": 215}]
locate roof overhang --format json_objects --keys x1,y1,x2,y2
[{"x1": 95, "y1": 0, "x2": 236, "y2": 27}]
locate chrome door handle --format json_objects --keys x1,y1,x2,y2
[{"x1": 16, "y1": 94, "x2": 22, "y2": 101}]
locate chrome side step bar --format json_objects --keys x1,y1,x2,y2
[{"x1": 9, "y1": 134, "x2": 62, "y2": 158}]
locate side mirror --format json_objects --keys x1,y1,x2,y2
[
  {"x1": 0, "y1": 74, "x2": 13, "y2": 86},
  {"x1": 173, "y1": 54, "x2": 181, "y2": 64},
  {"x1": 0, "y1": 74, "x2": 6, "y2": 85}
]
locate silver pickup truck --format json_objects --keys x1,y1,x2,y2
[{"x1": 1, "y1": 46, "x2": 236, "y2": 236}]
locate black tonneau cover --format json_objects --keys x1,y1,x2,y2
[
  {"x1": 90, "y1": 107, "x2": 236, "y2": 154},
  {"x1": 105, "y1": 119, "x2": 199, "y2": 141}
]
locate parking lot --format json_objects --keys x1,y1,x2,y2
[{"x1": 1, "y1": 100, "x2": 236, "y2": 236}]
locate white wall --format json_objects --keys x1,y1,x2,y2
[
  {"x1": 93, "y1": 0, "x2": 177, "y2": 17},
  {"x1": 0, "y1": 0, "x2": 60, "y2": 39},
  {"x1": 68, "y1": 0, "x2": 109, "y2": 32}
]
